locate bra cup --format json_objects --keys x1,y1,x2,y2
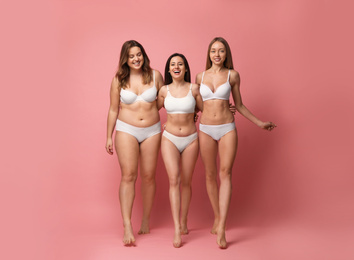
[
  {"x1": 120, "y1": 85, "x2": 157, "y2": 104},
  {"x1": 120, "y1": 89, "x2": 139, "y2": 104},
  {"x1": 140, "y1": 86, "x2": 157, "y2": 103},
  {"x1": 164, "y1": 92, "x2": 196, "y2": 114},
  {"x1": 200, "y1": 82, "x2": 231, "y2": 101}
]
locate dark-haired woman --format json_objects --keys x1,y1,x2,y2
[
  {"x1": 157, "y1": 53, "x2": 203, "y2": 248},
  {"x1": 105, "y1": 40, "x2": 164, "y2": 246},
  {"x1": 196, "y1": 37, "x2": 276, "y2": 249}
]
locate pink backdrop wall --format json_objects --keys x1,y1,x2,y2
[{"x1": 2, "y1": 0, "x2": 354, "y2": 259}]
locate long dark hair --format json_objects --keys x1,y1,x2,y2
[
  {"x1": 164, "y1": 53, "x2": 191, "y2": 85},
  {"x1": 206, "y1": 37, "x2": 234, "y2": 70},
  {"x1": 115, "y1": 40, "x2": 152, "y2": 89}
]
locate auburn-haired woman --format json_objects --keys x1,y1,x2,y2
[
  {"x1": 195, "y1": 37, "x2": 276, "y2": 249},
  {"x1": 106, "y1": 40, "x2": 164, "y2": 246},
  {"x1": 157, "y1": 53, "x2": 203, "y2": 248}
]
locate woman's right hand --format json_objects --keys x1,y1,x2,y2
[{"x1": 106, "y1": 138, "x2": 114, "y2": 155}]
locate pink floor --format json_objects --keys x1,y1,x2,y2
[{"x1": 49, "y1": 221, "x2": 352, "y2": 260}]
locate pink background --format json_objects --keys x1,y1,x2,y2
[{"x1": 2, "y1": 0, "x2": 354, "y2": 259}]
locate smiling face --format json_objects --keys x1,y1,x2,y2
[
  {"x1": 127, "y1": 46, "x2": 144, "y2": 70},
  {"x1": 169, "y1": 56, "x2": 186, "y2": 80},
  {"x1": 209, "y1": 41, "x2": 226, "y2": 66}
]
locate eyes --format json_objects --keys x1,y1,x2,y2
[
  {"x1": 129, "y1": 52, "x2": 142, "y2": 59},
  {"x1": 210, "y1": 49, "x2": 225, "y2": 54},
  {"x1": 170, "y1": 62, "x2": 184, "y2": 66}
]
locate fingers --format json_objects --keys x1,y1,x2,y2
[
  {"x1": 106, "y1": 144, "x2": 114, "y2": 155},
  {"x1": 267, "y1": 122, "x2": 277, "y2": 131}
]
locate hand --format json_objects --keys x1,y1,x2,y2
[
  {"x1": 260, "y1": 121, "x2": 277, "y2": 131},
  {"x1": 106, "y1": 138, "x2": 114, "y2": 155},
  {"x1": 194, "y1": 112, "x2": 199, "y2": 122},
  {"x1": 229, "y1": 103, "x2": 236, "y2": 115}
]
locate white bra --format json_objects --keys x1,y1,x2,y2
[
  {"x1": 200, "y1": 70, "x2": 231, "y2": 101},
  {"x1": 164, "y1": 84, "x2": 196, "y2": 114},
  {"x1": 120, "y1": 70, "x2": 157, "y2": 104}
]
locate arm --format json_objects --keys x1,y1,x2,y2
[
  {"x1": 105, "y1": 77, "x2": 120, "y2": 154},
  {"x1": 155, "y1": 70, "x2": 164, "y2": 91},
  {"x1": 230, "y1": 70, "x2": 276, "y2": 131},
  {"x1": 157, "y1": 85, "x2": 167, "y2": 111},
  {"x1": 192, "y1": 83, "x2": 203, "y2": 112}
]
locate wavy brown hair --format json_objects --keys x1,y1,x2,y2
[
  {"x1": 115, "y1": 40, "x2": 152, "y2": 89},
  {"x1": 206, "y1": 37, "x2": 234, "y2": 70}
]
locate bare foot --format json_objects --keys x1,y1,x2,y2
[
  {"x1": 210, "y1": 218, "x2": 219, "y2": 234},
  {"x1": 173, "y1": 230, "x2": 182, "y2": 248},
  {"x1": 216, "y1": 229, "x2": 227, "y2": 249},
  {"x1": 123, "y1": 225, "x2": 136, "y2": 246},
  {"x1": 180, "y1": 222, "x2": 189, "y2": 235},
  {"x1": 138, "y1": 219, "x2": 150, "y2": 235}
]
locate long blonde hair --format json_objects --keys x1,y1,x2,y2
[{"x1": 206, "y1": 37, "x2": 234, "y2": 70}]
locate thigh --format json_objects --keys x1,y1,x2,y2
[
  {"x1": 180, "y1": 138, "x2": 199, "y2": 182},
  {"x1": 115, "y1": 131, "x2": 140, "y2": 174},
  {"x1": 218, "y1": 129, "x2": 238, "y2": 173},
  {"x1": 199, "y1": 131, "x2": 218, "y2": 174},
  {"x1": 161, "y1": 136, "x2": 181, "y2": 179},
  {"x1": 139, "y1": 133, "x2": 161, "y2": 176}
]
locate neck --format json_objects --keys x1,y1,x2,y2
[
  {"x1": 171, "y1": 78, "x2": 186, "y2": 88},
  {"x1": 210, "y1": 64, "x2": 225, "y2": 73},
  {"x1": 130, "y1": 68, "x2": 143, "y2": 76}
]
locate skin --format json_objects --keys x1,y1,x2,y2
[
  {"x1": 157, "y1": 56, "x2": 203, "y2": 248},
  {"x1": 105, "y1": 46, "x2": 164, "y2": 246},
  {"x1": 195, "y1": 41, "x2": 276, "y2": 249}
]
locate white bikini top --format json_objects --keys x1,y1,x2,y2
[
  {"x1": 200, "y1": 70, "x2": 231, "y2": 101},
  {"x1": 164, "y1": 84, "x2": 196, "y2": 114},
  {"x1": 120, "y1": 70, "x2": 157, "y2": 104}
]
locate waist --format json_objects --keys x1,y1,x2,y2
[
  {"x1": 164, "y1": 117, "x2": 197, "y2": 136},
  {"x1": 118, "y1": 107, "x2": 160, "y2": 127},
  {"x1": 200, "y1": 102, "x2": 234, "y2": 125}
]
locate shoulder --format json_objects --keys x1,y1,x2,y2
[
  {"x1": 229, "y1": 69, "x2": 240, "y2": 79},
  {"x1": 153, "y1": 69, "x2": 163, "y2": 79},
  {"x1": 195, "y1": 71, "x2": 204, "y2": 84},
  {"x1": 111, "y1": 76, "x2": 120, "y2": 91},
  {"x1": 191, "y1": 83, "x2": 200, "y2": 95},
  {"x1": 158, "y1": 85, "x2": 168, "y2": 96},
  {"x1": 229, "y1": 69, "x2": 240, "y2": 85}
]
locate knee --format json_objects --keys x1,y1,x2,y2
[
  {"x1": 205, "y1": 170, "x2": 217, "y2": 182},
  {"x1": 219, "y1": 167, "x2": 232, "y2": 180},
  {"x1": 141, "y1": 171, "x2": 156, "y2": 185},
  {"x1": 181, "y1": 179, "x2": 192, "y2": 189},
  {"x1": 169, "y1": 175, "x2": 180, "y2": 187},
  {"x1": 121, "y1": 171, "x2": 137, "y2": 183}
]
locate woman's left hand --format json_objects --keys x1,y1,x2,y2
[
  {"x1": 260, "y1": 121, "x2": 277, "y2": 131},
  {"x1": 229, "y1": 103, "x2": 236, "y2": 115}
]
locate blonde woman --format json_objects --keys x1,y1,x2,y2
[{"x1": 196, "y1": 37, "x2": 276, "y2": 248}]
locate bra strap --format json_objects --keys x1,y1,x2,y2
[
  {"x1": 153, "y1": 70, "x2": 155, "y2": 86},
  {"x1": 201, "y1": 71, "x2": 205, "y2": 83},
  {"x1": 227, "y1": 70, "x2": 231, "y2": 82}
]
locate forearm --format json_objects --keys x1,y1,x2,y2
[
  {"x1": 106, "y1": 109, "x2": 118, "y2": 138},
  {"x1": 237, "y1": 105, "x2": 263, "y2": 127}
]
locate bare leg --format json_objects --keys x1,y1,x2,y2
[
  {"x1": 138, "y1": 133, "x2": 161, "y2": 234},
  {"x1": 180, "y1": 139, "x2": 199, "y2": 235},
  {"x1": 199, "y1": 131, "x2": 219, "y2": 234},
  {"x1": 161, "y1": 136, "x2": 182, "y2": 248},
  {"x1": 115, "y1": 132, "x2": 139, "y2": 245},
  {"x1": 216, "y1": 130, "x2": 237, "y2": 249}
]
